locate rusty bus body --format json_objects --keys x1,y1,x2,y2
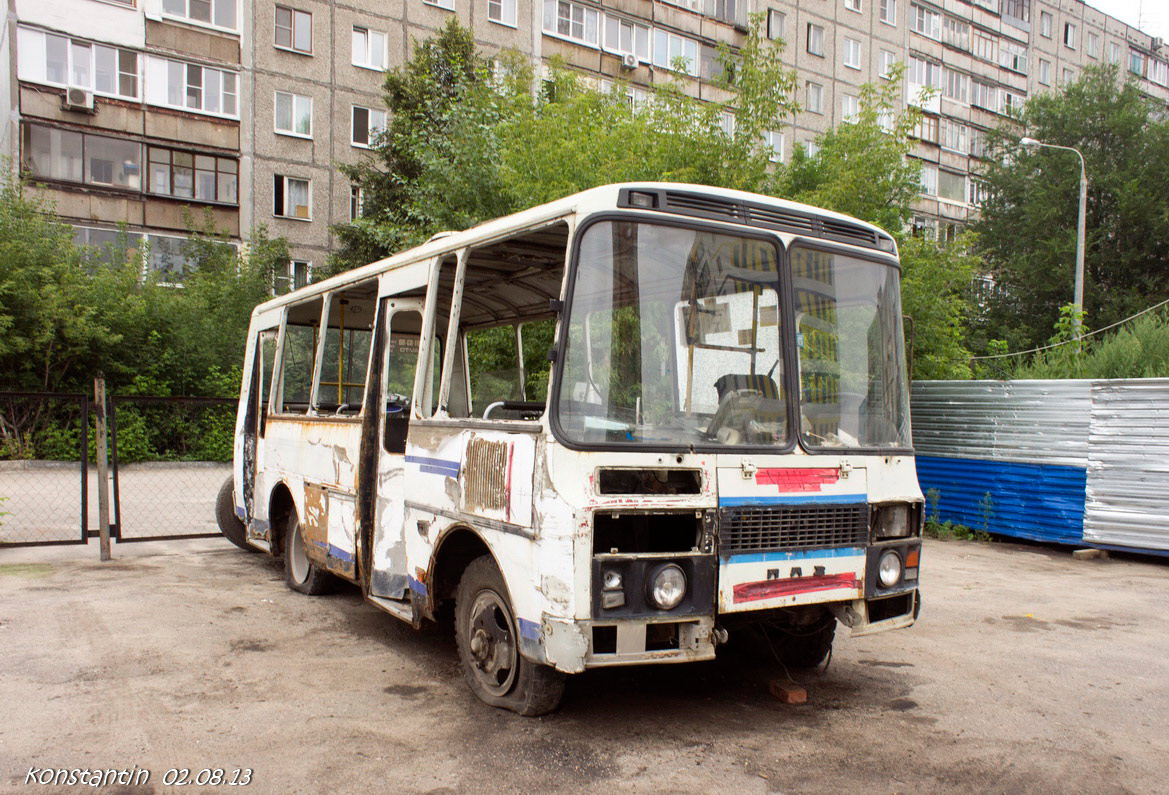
[{"x1": 230, "y1": 183, "x2": 923, "y2": 714}]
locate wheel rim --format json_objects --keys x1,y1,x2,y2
[
  {"x1": 289, "y1": 521, "x2": 310, "y2": 585},
  {"x1": 466, "y1": 589, "x2": 518, "y2": 697}
]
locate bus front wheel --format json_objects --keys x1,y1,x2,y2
[{"x1": 455, "y1": 555, "x2": 565, "y2": 716}]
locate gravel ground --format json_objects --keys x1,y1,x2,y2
[{"x1": 1, "y1": 536, "x2": 1167, "y2": 793}]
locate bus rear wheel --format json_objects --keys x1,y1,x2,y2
[
  {"x1": 455, "y1": 555, "x2": 565, "y2": 716},
  {"x1": 215, "y1": 476, "x2": 254, "y2": 553},
  {"x1": 284, "y1": 513, "x2": 335, "y2": 595}
]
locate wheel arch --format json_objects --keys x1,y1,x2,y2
[
  {"x1": 267, "y1": 480, "x2": 297, "y2": 557},
  {"x1": 428, "y1": 524, "x2": 501, "y2": 617}
]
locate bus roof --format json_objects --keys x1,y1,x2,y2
[{"x1": 253, "y1": 182, "x2": 894, "y2": 317}]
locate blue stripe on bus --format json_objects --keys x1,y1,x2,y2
[
  {"x1": 718, "y1": 494, "x2": 867, "y2": 507},
  {"x1": 726, "y1": 547, "x2": 866, "y2": 564},
  {"x1": 517, "y1": 618, "x2": 540, "y2": 641},
  {"x1": 408, "y1": 576, "x2": 429, "y2": 597},
  {"x1": 405, "y1": 455, "x2": 461, "y2": 478}
]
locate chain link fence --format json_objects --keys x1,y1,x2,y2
[
  {"x1": 0, "y1": 390, "x2": 235, "y2": 548},
  {"x1": 0, "y1": 393, "x2": 90, "y2": 546}
]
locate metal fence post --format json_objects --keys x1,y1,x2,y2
[{"x1": 94, "y1": 376, "x2": 112, "y2": 561}]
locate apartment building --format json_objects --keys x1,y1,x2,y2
[
  {"x1": 5, "y1": 0, "x2": 243, "y2": 279},
  {"x1": 4, "y1": 0, "x2": 1166, "y2": 282}
]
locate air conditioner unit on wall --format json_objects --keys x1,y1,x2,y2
[
  {"x1": 1152, "y1": 37, "x2": 1164, "y2": 52},
  {"x1": 621, "y1": 52, "x2": 639, "y2": 70},
  {"x1": 64, "y1": 87, "x2": 95, "y2": 113}
]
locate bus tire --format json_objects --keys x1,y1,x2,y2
[
  {"x1": 284, "y1": 512, "x2": 335, "y2": 595},
  {"x1": 215, "y1": 476, "x2": 254, "y2": 553},
  {"x1": 770, "y1": 615, "x2": 836, "y2": 669},
  {"x1": 455, "y1": 555, "x2": 565, "y2": 716}
]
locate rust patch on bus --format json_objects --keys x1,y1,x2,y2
[
  {"x1": 302, "y1": 484, "x2": 329, "y2": 561},
  {"x1": 463, "y1": 436, "x2": 509, "y2": 512}
]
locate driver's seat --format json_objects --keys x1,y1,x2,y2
[{"x1": 714, "y1": 373, "x2": 781, "y2": 401}]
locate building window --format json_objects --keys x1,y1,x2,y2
[
  {"x1": 806, "y1": 81, "x2": 823, "y2": 113},
  {"x1": 351, "y1": 106, "x2": 387, "y2": 147},
  {"x1": 969, "y1": 178, "x2": 990, "y2": 207},
  {"x1": 1000, "y1": 90, "x2": 1024, "y2": 115},
  {"x1": 943, "y1": 68, "x2": 969, "y2": 102},
  {"x1": 841, "y1": 94, "x2": 859, "y2": 123},
  {"x1": 719, "y1": 111, "x2": 736, "y2": 136},
  {"x1": 919, "y1": 162, "x2": 938, "y2": 196},
  {"x1": 1061, "y1": 67, "x2": 1075, "y2": 85},
  {"x1": 1003, "y1": 0, "x2": 1029, "y2": 24},
  {"x1": 843, "y1": 37, "x2": 861, "y2": 69},
  {"x1": 941, "y1": 118, "x2": 967, "y2": 152},
  {"x1": 144, "y1": 56, "x2": 239, "y2": 118},
  {"x1": 489, "y1": 0, "x2": 517, "y2": 26},
  {"x1": 909, "y1": 55, "x2": 942, "y2": 90},
  {"x1": 274, "y1": 91, "x2": 312, "y2": 138},
  {"x1": 653, "y1": 30, "x2": 699, "y2": 75},
  {"x1": 879, "y1": 0, "x2": 895, "y2": 25},
  {"x1": 844, "y1": 0, "x2": 861, "y2": 12},
  {"x1": 1150, "y1": 59, "x2": 1169, "y2": 87},
  {"x1": 880, "y1": 49, "x2": 897, "y2": 78},
  {"x1": 543, "y1": 0, "x2": 600, "y2": 47},
  {"x1": 999, "y1": 39, "x2": 1027, "y2": 74},
  {"x1": 911, "y1": 5, "x2": 940, "y2": 40},
  {"x1": 939, "y1": 170, "x2": 965, "y2": 203},
  {"x1": 352, "y1": 27, "x2": 387, "y2": 70},
  {"x1": 972, "y1": 29, "x2": 997, "y2": 62},
  {"x1": 969, "y1": 126, "x2": 988, "y2": 158},
  {"x1": 349, "y1": 186, "x2": 364, "y2": 221},
  {"x1": 1038, "y1": 58, "x2": 1051, "y2": 85},
  {"x1": 147, "y1": 147, "x2": 238, "y2": 204},
  {"x1": 275, "y1": 260, "x2": 311, "y2": 293},
  {"x1": 1108, "y1": 41, "x2": 1121, "y2": 64},
  {"x1": 806, "y1": 23, "x2": 825, "y2": 56},
  {"x1": 765, "y1": 131, "x2": 784, "y2": 162},
  {"x1": 971, "y1": 79, "x2": 997, "y2": 110},
  {"x1": 943, "y1": 18, "x2": 969, "y2": 51},
  {"x1": 22, "y1": 124, "x2": 136, "y2": 188},
  {"x1": 17, "y1": 28, "x2": 139, "y2": 99},
  {"x1": 767, "y1": 9, "x2": 785, "y2": 40},
  {"x1": 1087, "y1": 32, "x2": 1099, "y2": 59},
  {"x1": 803, "y1": 141, "x2": 820, "y2": 158},
  {"x1": 603, "y1": 15, "x2": 650, "y2": 60},
  {"x1": 913, "y1": 113, "x2": 938, "y2": 142},
  {"x1": 1128, "y1": 50, "x2": 1143, "y2": 76},
  {"x1": 1039, "y1": 11, "x2": 1051, "y2": 38},
  {"x1": 274, "y1": 6, "x2": 312, "y2": 53},
  {"x1": 425, "y1": 0, "x2": 455, "y2": 9},
  {"x1": 161, "y1": 0, "x2": 237, "y2": 30},
  {"x1": 273, "y1": 175, "x2": 311, "y2": 220},
  {"x1": 1063, "y1": 23, "x2": 1077, "y2": 49}
]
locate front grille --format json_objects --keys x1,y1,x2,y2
[{"x1": 719, "y1": 504, "x2": 868, "y2": 554}]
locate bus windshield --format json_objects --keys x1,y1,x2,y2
[{"x1": 554, "y1": 220, "x2": 910, "y2": 450}]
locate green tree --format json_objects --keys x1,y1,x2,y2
[
  {"x1": 898, "y1": 233, "x2": 979, "y2": 379},
  {"x1": 331, "y1": 23, "x2": 975, "y2": 381},
  {"x1": 973, "y1": 64, "x2": 1169, "y2": 351}
]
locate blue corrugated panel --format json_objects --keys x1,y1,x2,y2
[{"x1": 916, "y1": 456, "x2": 1086, "y2": 545}]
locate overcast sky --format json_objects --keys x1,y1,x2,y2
[{"x1": 1086, "y1": 0, "x2": 1169, "y2": 41}]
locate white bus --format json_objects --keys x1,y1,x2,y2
[{"x1": 220, "y1": 183, "x2": 923, "y2": 715}]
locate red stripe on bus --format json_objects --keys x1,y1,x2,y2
[
  {"x1": 733, "y1": 573, "x2": 860, "y2": 603},
  {"x1": 755, "y1": 468, "x2": 840, "y2": 492}
]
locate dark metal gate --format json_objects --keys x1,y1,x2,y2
[{"x1": 0, "y1": 389, "x2": 235, "y2": 549}]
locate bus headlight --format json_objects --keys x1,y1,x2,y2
[
  {"x1": 874, "y1": 504, "x2": 914, "y2": 539},
  {"x1": 878, "y1": 550, "x2": 903, "y2": 588},
  {"x1": 647, "y1": 564, "x2": 686, "y2": 610}
]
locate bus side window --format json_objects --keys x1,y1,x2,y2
[
  {"x1": 314, "y1": 282, "x2": 376, "y2": 415},
  {"x1": 384, "y1": 309, "x2": 423, "y2": 454},
  {"x1": 258, "y1": 329, "x2": 277, "y2": 435},
  {"x1": 276, "y1": 296, "x2": 323, "y2": 415}
]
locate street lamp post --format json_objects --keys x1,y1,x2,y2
[{"x1": 1019, "y1": 136, "x2": 1088, "y2": 344}]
